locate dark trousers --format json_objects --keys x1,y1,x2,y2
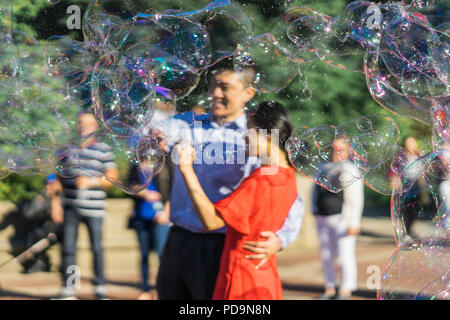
[
  {"x1": 156, "y1": 226, "x2": 225, "y2": 300},
  {"x1": 134, "y1": 219, "x2": 169, "y2": 292},
  {"x1": 62, "y1": 206, "x2": 105, "y2": 286}
]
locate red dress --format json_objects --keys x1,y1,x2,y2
[{"x1": 212, "y1": 166, "x2": 298, "y2": 300}]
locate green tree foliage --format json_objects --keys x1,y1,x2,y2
[{"x1": 0, "y1": 173, "x2": 46, "y2": 203}]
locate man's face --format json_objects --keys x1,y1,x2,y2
[
  {"x1": 209, "y1": 71, "x2": 255, "y2": 119},
  {"x1": 77, "y1": 113, "x2": 99, "y2": 138},
  {"x1": 45, "y1": 181, "x2": 58, "y2": 196},
  {"x1": 405, "y1": 137, "x2": 418, "y2": 153},
  {"x1": 332, "y1": 138, "x2": 351, "y2": 162}
]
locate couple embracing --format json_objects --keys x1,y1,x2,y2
[{"x1": 156, "y1": 66, "x2": 304, "y2": 300}]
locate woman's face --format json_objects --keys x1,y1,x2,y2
[{"x1": 246, "y1": 119, "x2": 270, "y2": 158}]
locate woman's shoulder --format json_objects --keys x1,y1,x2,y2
[{"x1": 249, "y1": 166, "x2": 296, "y2": 186}]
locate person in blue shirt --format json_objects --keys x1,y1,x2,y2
[
  {"x1": 155, "y1": 62, "x2": 305, "y2": 300},
  {"x1": 129, "y1": 179, "x2": 170, "y2": 299},
  {"x1": 128, "y1": 140, "x2": 173, "y2": 300}
]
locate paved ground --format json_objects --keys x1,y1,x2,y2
[{"x1": 0, "y1": 196, "x2": 405, "y2": 300}]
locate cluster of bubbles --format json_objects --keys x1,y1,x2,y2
[
  {"x1": 279, "y1": 1, "x2": 449, "y2": 300},
  {"x1": 0, "y1": 0, "x2": 448, "y2": 299},
  {"x1": 286, "y1": 114, "x2": 405, "y2": 196},
  {"x1": 379, "y1": 144, "x2": 449, "y2": 300},
  {"x1": 0, "y1": 0, "x2": 255, "y2": 192}
]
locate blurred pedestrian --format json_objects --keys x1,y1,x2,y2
[
  {"x1": 402, "y1": 137, "x2": 425, "y2": 237},
  {"x1": 22, "y1": 174, "x2": 63, "y2": 273},
  {"x1": 438, "y1": 144, "x2": 450, "y2": 230},
  {"x1": 312, "y1": 136, "x2": 364, "y2": 299},
  {"x1": 128, "y1": 161, "x2": 172, "y2": 300},
  {"x1": 54, "y1": 111, "x2": 119, "y2": 299}
]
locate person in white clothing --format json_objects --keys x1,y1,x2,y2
[
  {"x1": 438, "y1": 145, "x2": 450, "y2": 231},
  {"x1": 312, "y1": 136, "x2": 364, "y2": 299}
]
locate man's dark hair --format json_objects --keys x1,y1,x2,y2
[{"x1": 210, "y1": 57, "x2": 256, "y2": 88}]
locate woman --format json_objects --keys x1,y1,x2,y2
[
  {"x1": 128, "y1": 162, "x2": 172, "y2": 300},
  {"x1": 177, "y1": 101, "x2": 297, "y2": 300}
]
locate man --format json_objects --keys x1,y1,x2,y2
[
  {"x1": 22, "y1": 174, "x2": 63, "y2": 273},
  {"x1": 55, "y1": 111, "x2": 119, "y2": 299},
  {"x1": 312, "y1": 136, "x2": 364, "y2": 299},
  {"x1": 156, "y1": 66, "x2": 305, "y2": 300}
]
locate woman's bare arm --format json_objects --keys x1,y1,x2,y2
[{"x1": 177, "y1": 144, "x2": 225, "y2": 231}]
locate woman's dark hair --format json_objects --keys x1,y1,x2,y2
[{"x1": 249, "y1": 101, "x2": 293, "y2": 153}]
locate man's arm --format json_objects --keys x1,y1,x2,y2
[
  {"x1": 75, "y1": 167, "x2": 119, "y2": 190},
  {"x1": 275, "y1": 195, "x2": 305, "y2": 249},
  {"x1": 242, "y1": 195, "x2": 305, "y2": 269},
  {"x1": 341, "y1": 165, "x2": 364, "y2": 235}
]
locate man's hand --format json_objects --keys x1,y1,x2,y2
[
  {"x1": 153, "y1": 210, "x2": 170, "y2": 225},
  {"x1": 151, "y1": 129, "x2": 169, "y2": 153},
  {"x1": 346, "y1": 227, "x2": 360, "y2": 236},
  {"x1": 51, "y1": 197, "x2": 64, "y2": 224},
  {"x1": 154, "y1": 201, "x2": 170, "y2": 225},
  {"x1": 242, "y1": 231, "x2": 282, "y2": 270},
  {"x1": 75, "y1": 176, "x2": 94, "y2": 189},
  {"x1": 176, "y1": 142, "x2": 195, "y2": 173},
  {"x1": 144, "y1": 190, "x2": 162, "y2": 203}
]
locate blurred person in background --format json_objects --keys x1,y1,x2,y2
[
  {"x1": 128, "y1": 165, "x2": 171, "y2": 300},
  {"x1": 54, "y1": 111, "x2": 119, "y2": 300},
  {"x1": 312, "y1": 136, "x2": 364, "y2": 300},
  {"x1": 438, "y1": 144, "x2": 450, "y2": 230},
  {"x1": 403, "y1": 137, "x2": 425, "y2": 237},
  {"x1": 389, "y1": 137, "x2": 425, "y2": 238},
  {"x1": 128, "y1": 98, "x2": 174, "y2": 300},
  {"x1": 22, "y1": 174, "x2": 63, "y2": 273}
]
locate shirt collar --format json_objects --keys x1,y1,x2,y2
[{"x1": 210, "y1": 113, "x2": 247, "y2": 130}]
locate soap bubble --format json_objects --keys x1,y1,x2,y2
[
  {"x1": 379, "y1": 239, "x2": 449, "y2": 300},
  {"x1": 135, "y1": 0, "x2": 253, "y2": 67},
  {"x1": 337, "y1": 115, "x2": 400, "y2": 171},
  {"x1": 124, "y1": 43, "x2": 201, "y2": 100},
  {"x1": 234, "y1": 33, "x2": 299, "y2": 93},
  {"x1": 378, "y1": 139, "x2": 449, "y2": 298},
  {"x1": 91, "y1": 54, "x2": 156, "y2": 137},
  {"x1": 286, "y1": 125, "x2": 358, "y2": 193},
  {"x1": 56, "y1": 127, "x2": 165, "y2": 194},
  {"x1": 83, "y1": 0, "x2": 135, "y2": 49},
  {"x1": 195, "y1": 1, "x2": 254, "y2": 65},
  {"x1": 287, "y1": 115, "x2": 405, "y2": 195},
  {"x1": 430, "y1": 26, "x2": 449, "y2": 86},
  {"x1": 271, "y1": 8, "x2": 318, "y2": 63},
  {"x1": 364, "y1": 50, "x2": 433, "y2": 124},
  {"x1": 45, "y1": 36, "x2": 99, "y2": 107},
  {"x1": 380, "y1": 147, "x2": 449, "y2": 299},
  {"x1": 379, "y1": 14, "x2": 439, "y2": 79},
  {"x1": 124, "y1": 14, "x2": 212, "y2": 71},
  {"x1": 286, "y1": 8, "x2": 332, "y2": 53},
  {"x1": 432, "y1": 99, "x2": 449, "y2": 144}
]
